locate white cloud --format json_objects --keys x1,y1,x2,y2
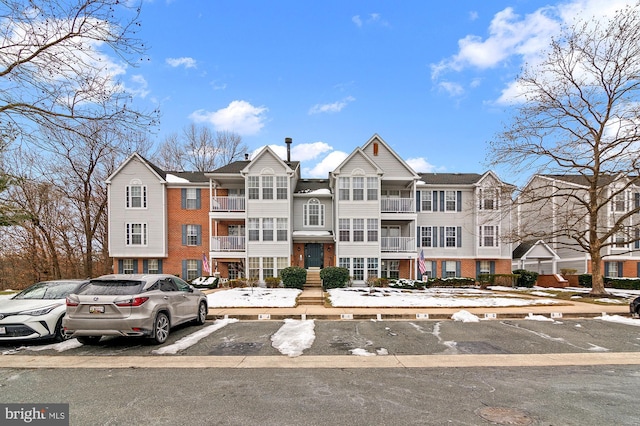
[
  {"x1": 127, "y1": 74, "x2": 149, "y2": 98},
  {"x1": 308, "y1": 96, "x2": 355, "y2": 115},
  {"x1": 304, "y1": 151, "x2": 349, "y2": 178},
  {"x1": 406, "y1": 157, "x2": 438, "y2": 173},
  {"x1": 352, "y1": 15, "x2": 362, "y2": 27},
  {"x1": 251, "y1": 142, "x2": 333, "y2": 162},
  {"x1": 437, "y1": 81, "x2": 464, "y2": 97},
  {"x1": 431, "y1": 0, "x2": 635, "y2": 101},
  {"x1": 352, "y1": 13, "x2": 389, "y2": 28},
  {"x1": 189, "y1": 100, "x2": 268, "y2": 136},
  {"x1": 166, "y1": 57, "x2": 197, "y2": 68}
]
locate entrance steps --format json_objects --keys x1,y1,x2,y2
[{"x1": 298, "y1": 268, "x2": 324, "y2": 306}]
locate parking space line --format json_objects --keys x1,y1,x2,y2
[{"x1": 2, "y1": 352, "x2": 640, "y2": 369}]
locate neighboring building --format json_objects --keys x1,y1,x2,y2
[
  {"x1": 107, "y1": 135, "x2": 514, "y2": 283},
  {"x1": 512, "y1": 174, "x2": 640, "y2": 278}
]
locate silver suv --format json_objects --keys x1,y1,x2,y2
[{"x1": 63, "y1": 274, "x2": 208, "y2": 345}]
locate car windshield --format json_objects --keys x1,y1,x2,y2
[
  {"x1": 79, "y1": 280, "x2": 145, "y2": 296},
  {"x1": 13, "y1": 281, "x2": 82, "y2": 300}
]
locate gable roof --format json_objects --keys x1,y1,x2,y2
[
  {"x1": 106, "y1": 152, "x2": 166, "y2": 184},
  {"x1": 512, "y1": 240, "x2": 559, "y2": 260},
  {"x1": 331, "y1": 147, "x2": 383, "y2": 176},
  {"x1": 361, "y1": 134, "x2": 420, "y2": 179}
]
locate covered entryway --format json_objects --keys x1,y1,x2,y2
[{"x1": 304, "y1": 243, "x2": 323, "y2": 268}]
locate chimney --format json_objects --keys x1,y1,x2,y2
[
  {"x1": 245, "y1": 153, "x2": 249, "y2": 160},
  {"x1": 285, "y1": 137, "x2": 292, "y2": 162}
]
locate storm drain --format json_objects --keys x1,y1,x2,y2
[
  {"x1": 209, "y1": 342, "x2": 264, "y2": 356},
  {"x1": 476, "y1": 407, "x2": 534, "y2": 425},
  {"x1": 455, "y1": 341, "x2": 510, "y2": 354}
]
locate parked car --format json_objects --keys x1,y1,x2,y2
[
  {"x1": 63, "y1": 274, "x2": 208, "y2": 345},
  {"x1": 0, "y1": 279, "x2": 89, "y2": 342},
  {"x1": 630, "y1": 296, "x2": 640, "y2": 317}
]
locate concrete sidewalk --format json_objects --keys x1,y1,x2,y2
[{"x1": 206, "y1": 288, "x2": 633, "y2": 321}]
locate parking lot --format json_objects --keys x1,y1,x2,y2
[{"x1": 2, "y1": 318, "x2": 639, "y2": 358}]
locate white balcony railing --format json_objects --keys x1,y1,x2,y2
[
  {"x1": 210, "y1": 236, "x2": 246, "y2": 252},
  {"x1": 381, "y1": 237, "x2": 415, "y2": 252},
  {"x1": 211, "y1": 196, "x2": 245, "y2": 212},
  {"x1": 381, "y1": 198, "x2": 414, "y2": 213}
]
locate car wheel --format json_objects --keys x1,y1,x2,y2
[
  {"x1": 77, "y1": 336, "x2": 101, "y2": 345},
  {"x1": 195, "y1": 301, "x2": 207, "y2": 325},
  {"x1": 152, "y1": 312, "x2": 170, "y2": 344},
  {"x1": 53, "y1": 316, "x2": 67, "y2": 342}
]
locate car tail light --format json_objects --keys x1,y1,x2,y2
[
  {"x1": 115, "y1": 297, "x2": 149, "y2": 307},
  {"x1": 66, "y1": 297, "x2": 79, "y2": 307}
]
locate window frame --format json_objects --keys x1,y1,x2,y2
[
  {"x1": 126, "y1": 223, "x2": 147, "y2": 246},
  {"x1": 126, "y1": 184, "x2": 147, "y2": 209}
]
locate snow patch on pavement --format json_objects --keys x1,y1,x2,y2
[{"x1": 271, "y1": 319, "x2": 315, "y2": 357}]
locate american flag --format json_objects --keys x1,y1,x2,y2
[
  {"x1": 202, "y1": 253, "x2": 211, "y2": 275},
  {"x1": 418, "y1": 249, "x2": 427, "y2": 275}
]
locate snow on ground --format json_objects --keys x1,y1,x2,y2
[
  {"x1": 596, "y1": 313, "x2": 640, "y2": 327},
  {"x1": 152, "y1": 318, "x2": 238, "y2": 355},
  {"x1": 1, "y1": 338, "x2": 84, "y2": 355},
  {"x1": 451, "y1": 310, "x2": 480, "y2": 322},
  {"x1": 270, "y1": 319, "x2": 315, "y2": 357},
  {"x1": 525, "y1": 313, "x2": 555, "y2": 322},
  {"x1": 327, "y1": 287, "x2": 561, "y2": 308},
  {"x1": 207, "y1": 288, "x2": 301, "y2": 307}
]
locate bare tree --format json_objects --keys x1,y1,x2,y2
[
  {"x1": 489, "y1": 4, "x2": 640, "y2": 295},
  {"x1": 153, "y1": 125, "x2": 247, "y2": 172},
  {"x1": 0, "y1": 0, "x2": 158, "y2": 144}
]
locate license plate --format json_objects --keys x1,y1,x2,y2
[
  {"x1": 0, "y1": 327, "x2": 5, "y2": 334},
  {"x1": 89, "y1": 306, "x2": 105, "y2": 314}
]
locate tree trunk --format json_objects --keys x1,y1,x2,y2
[{"x1": 590, "y1": 250, "x2": 607, "y2": 296}]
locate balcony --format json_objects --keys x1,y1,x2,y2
[
  {"x1": 211, "y1": 196, "x2": 246, "y2": 212},
  {"x1": 381, "y1": 237, "x2": 415, "y2": 252},
  {"x1": 210, "y1": 236, "x2": 246, "y2": 252},
  {"x1": 381, "y1": 198, "x2": 414, "y2": 213}
]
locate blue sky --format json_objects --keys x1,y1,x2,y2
[{"x1": 124, "y1": 0, "x2": 634, "y2": 180}]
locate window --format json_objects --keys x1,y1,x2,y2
[
  {"x1": 353, "y1": 177, "x2": 364, "y2": 201},
  {"x1": 367, "y1": 219, "x2": 378, "y2": 242},
  {"x1": 339, "y1": 219, "x2": 350, "y2": 242},
  {"x1": 276, "y1": 176, "x2": 288, "y2": 200},
  {"x1": 277, "y1": 218, "x2": 288, "y2": 241},
  {"x1": 445, "y1": 226, "x2": 457, "y2": 247},
  {"x1": 613, "y1": 192, "x2": 626, "y2": 212},
  {"x1": 353, "y1": 219, "x2": 364, "y2": 242},
  {"x1": 262, "y1": 218, "x2": 274, "y2": 241},
  {"x1": 248, "y1": 257, "x2": 260, "y2": 281},
  {"x1": 147, "y1": 259, "x2": 159, "y2": 274},
  {"x1": 304, "y1": 199, "x2": 324, "y2": 227},
  {"x1": 339, "y1": 177, "x2": 350, "y2": 200},
  {"x1": 228, "y1": 262, "x2": 241, "y2": 280},
  {"x1": 421, "y1": 191, "x2": 432, "y2": 211},
  {"x1": 421, "y1": 227, "x2": 433, "y2": 247},
  {"x1": 367, "y1": 177, "x2": 378, "y2": 201},
  {"x1": 262, "y1": 176, "x2": 273, "y2": 200},
  {"x1": 479, "y1": 225, "x2": 498, "y2": 247},
  {"x1": 186, "y1": 259, "x2": 198, "y2": 281},
  {"x1": 185, "y1": 188, "x2": 198, "y2": 209},
  {"x1": 126, "y1": 223, "x2": 147, "y2": 246},
  {"x1": 248, "y1": 218, "x2": 260, "y2": 241},
  {"x1": 353, "y1": 258, "x2": 364, "y2": 281},
  {"x1": 445, "y1": 191, "x2": 457, "y2": 211},
  {"x1": 605, "y1": 261, "x2": 620, "y2": 278},
  {"x1": 122, "y1": 259, "x2": 134, "y2": 274},
  {"x1": 186, "y1": 225, "x2": 199, "y2": 246},
  {"x1": 479, "y1": 260, "x2": 491, "y2": 274},
  {"x1": 277, "y1": 257, "x2": 288, "y2": 278},
  {"x1": 422, "y1": 261, "x2": 433, "y2": 278},
  {"x1": 339, "y1": 258, "x2": 350, "y2": 271},
  {"x1": 263, "y1": 257, "x2": 274, "y2": 279},
  {"x1": 479, "y1": 188, "x2": 498, "y2": 210},
  {"x1": 614, "y1": 233, "x2": 627, "y2": 248},
  {"x1": 444, "y1": 261, "x2": 457, "y2": 278},
  {"x1": 248, "y1": 176, "x2": 259, "y2": 200},
  {"x1": 367, "y1": 258, "x2": 378, "y2": 280},
  {"x1": 381, "y1": 260, "x2": 399, "y2": 279},
  {"x1": 126, "y1": 185, "x2": 146, "y2": 208}
]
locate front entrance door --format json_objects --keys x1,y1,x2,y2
[{"x1": 304, "y1": 243, "x2": 323, "y2": 268}]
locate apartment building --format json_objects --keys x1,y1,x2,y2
[
  {"x1": 107, "y1": 135, "x2": 514, "y2": 283},
  {"x1": 512, "y1": 174, "x2": 640, "y2": 277}
]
